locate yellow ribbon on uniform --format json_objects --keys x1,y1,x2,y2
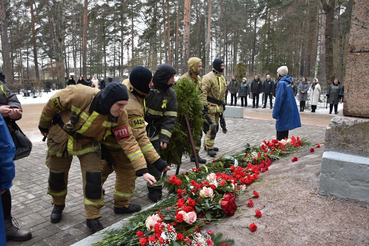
[{"x1": 161, "y1": 100, "x2": 168, "y2": 109}]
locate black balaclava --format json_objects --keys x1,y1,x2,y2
[
  {"x1": 213, "y1": 59, "x2": 224, "y2": 73},
  {"x1": 153, "y1": 64, "x2": 176, "y2": 91},
  {"x1": 129, "y1": 66, "x2": 153, "y2": 95},
  {"x1": 96, "y1": 82, "x2": 128, "y2": 115}
]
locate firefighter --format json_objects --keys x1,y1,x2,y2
[
  {"x1": 179, "y1": 57, "x2": 207, "y2": 164},
  {"x1": 201, "y1": 59, "x2": 227, "y2": 157},
  {"x1": 145, "y1": 64, "x2": 177, "y2": 202},
  {"x1": 38, "y1": 82, "x2": 159, "y2": 233},
  {"x1": 101, "y1": 66, "x2": 171, "y2": 208}
]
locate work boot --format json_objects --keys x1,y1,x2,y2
[
  {"x1": 204, "y1": 147, "x2": 219, "y2": 152},
  {"x1": 190, "y1": 155, "x2": 206, "y2": 164},
  {"x1": 86, "y1": 218, "x2": 103, "y2": 233},
  {"x1": 114, "y1": 204, "x2": 141, "y2": 214},
  {"x1": 50, "y1": 204, "x2": 65, "y2": 223},
  {"x1": 5, "y1": 218, "x2": 32, "y2": 242},
  {"x1": 207, "y1": 149, "x2": 217, "y2": 157},
  {"x1": 148, "y1": 186, "x2": 163, "y2": 202}
]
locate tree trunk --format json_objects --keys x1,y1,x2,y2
[
  {"x1": 182, "y1": 0, "x2": 191, "y2": 72},
  {"x1": 82, "y1": 0, "x2": 88, "y2": 78},
  {"x1": 175, "y1": 0, "x2": 180, "y2": 70},
  {"x1": 30, "y1": 0, "x2": 40, "y2": 81},
  {"x1": 0, "y1": 0, "x2": 14, "y2": 85},
  {"x1": 166, "y1": 0, "x2": 171, "y2": 64},
  {"x1": 321, "y1": 0, "x2": 335, "y2": 84},
  {"x1": 205, "y1": 0, "x2": 212, "y2": 73}
]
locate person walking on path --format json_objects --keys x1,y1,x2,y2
[
  {"x1": 298, "y1": 77, "x2": 309, "y2": 112},
  {"x1": 309, "y1": 78, "x2": 321, "y2": 113},
  {"x1": 228, "y1": 75, "x2": 239, "y2": 106},
  {"x1": 262, "y1": 75, "x2": 275, "y2": 109},
  {"x1": 201, "y1": 59, "x2": 227, "y2": 157},
  {"x1": 145, "y1": 64, "x2": 177, "y2": 202},
  {"x1": 250, "y1": 75, "x2": 262, "y2": 108},
  {"x1": 179, "y1": 57, "x2": 207, "y2": 164},
  {"x1": 272, "y1": 66, "x2": 301, "y2": 140},
  {"x1": 238, "y1": 78, "x2": 249, "y2": 107},
  {"x1": 0, "y1": 73, "x2": 32, "y2": 242},
  {"x1": 38, "y1": 82, "x2": 160, "y2": 233},
  {"x1": 326, "y1": 79, "x2": 342, "y2": 114}
]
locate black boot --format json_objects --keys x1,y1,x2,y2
[
  {"x1": 207, "y1": 149, "x2": 217, "y2": 157},
  {"x1": 190, "y1": 155, "x2": 206, "y2": 164},
  {"x1": 50, "y1": 204, "x2": 65, "y2": 223},
  {"x1": 114, "y1": 204, "x2": 141, "y2": 214},
  {"x1": 86, "y1": 218, "x2": 103, "y2": 233},
  {"x1": 204, "y1": 147, "x2": 219, "y2": 152},
  {"x1": 148, "y1": 186, "x2": 163, "y2": 202},
  {"x1": 5, "y1": 218, "x2": 32, "y2": 241}
]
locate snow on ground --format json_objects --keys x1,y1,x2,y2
[{"x1": 18, "y1": 90, "x2": 60, "y2": 105}]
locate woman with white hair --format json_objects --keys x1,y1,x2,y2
[{"x1": 309, "y1": 78, "x2": 321, "y2": 113}]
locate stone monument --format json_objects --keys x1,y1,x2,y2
[{"x1": 318, "y1": 0, "x2": 369, "y2": 202}]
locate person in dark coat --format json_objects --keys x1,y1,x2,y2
[
  {"x1": 298, "y1": 77, "x2": 309, "y2": 112},
  {"x1": 262, "y1": 74, "x2": 275, "y2": 109},
  {"x1": 77, "y1": 76, "x2": 89, "y2": 86},
  {"x1": 228, "y1": 75, "x2": 240, "y2": 106},
  {"x1": 250, "y1": 75, "x2": 262, "y2": 108},
  {"x1": 272, "y1": 66, "x2": 301, "y2": 140},
  {"x1": 327, "y1": 79, "x2": 342, "y2": 114},
  {"x1": 67, "y1": 76, "x2": 76, "y2": 86},
  {"x1": 238, "y1": 78, "x2": 249, "y2": 107},
  {"x1": 99, "y1": 77, "x2": 106, "y2": 90}
]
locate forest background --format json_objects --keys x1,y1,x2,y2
[{"x1": 0, "y1": 0, "x2": 352, "y2": 92}]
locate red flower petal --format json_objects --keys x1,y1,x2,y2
[{"x1": 249, "y1": 222, "x2": 257, "y2": 232}]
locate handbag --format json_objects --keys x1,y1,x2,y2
[{"x1": 9, "y1": 120, "x2": 32, "y2": 160}]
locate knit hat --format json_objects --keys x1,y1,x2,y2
[
  {"x1": 129, "y1": 66, "x2": 153, "y2": 94},
  {"x1": 188, "y1": 57, "x2": 202, "y2": 75},
  {"x1": 242, "y1": 77, "x2": 246, "y2": 81},
  {"x1": 153, "y1": 64, "x2": 176, "y2": 91},
  {"x1": 277, "y1": 66, "x2": 288, "y2": 77},
  {"x1": 314, "y1": 78, "x2": 319, "y2": 83},
  {"x1": 213, "y1": 58, "x2": 224, "y2": 73},
  {"x1": 97, "y1": 82, "x2": 128, "y2": 115}
]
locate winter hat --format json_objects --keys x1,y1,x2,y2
[
  {"x1": 277, "y1": 66, "x2": 288, "y2": 77},
  {"x1": 242, "y1": 77, "x2": 247, "y2": 81},
  {"x1": 188, "y1": 57, "x2": 202, "y2": 75},
  {"x1": 153, "y1": 64, "x2": 176, "y2": 91},
  {"x1": 213, "y1": 58, "x2": 224, "y2": 73},
  {"x1": 129, "y1": 66, "x2": 153, "y2": 94},
  {"x1": 97, "y1": 82, "x2": 128, "y2": 115},
  {"x1": 314, "y1": 78, "x2": 319, "y2": 83}
]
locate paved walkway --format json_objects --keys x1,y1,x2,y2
[{"x1": 7, "y1": 106, "x2": 334, "y2": 246}]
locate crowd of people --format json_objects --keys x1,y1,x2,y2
[{"x1": 0, "y1": 60, "x2": 345, "y2": 242}]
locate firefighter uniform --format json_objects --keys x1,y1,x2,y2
[
  {"x1": 201, "y1": 59, "x2": 227, "y2": 155},
  {"x1": 101, "y1": 69, "x2": 168, "y2": 209},
  {"x1": 38, "y1": 84, "x2": 147, "y2": 222}
]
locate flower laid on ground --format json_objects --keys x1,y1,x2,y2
[
  {"x1": 316, "y1": 143, "x2": 320, "y2": 148},
  {"x1": 255, "y1": 210, "x2": 262, "y2": 218},
  {"x1": 291, "y1": 156, "x2": 298, "y2": 162},
  {"x1": 249, "y1": 223, "x2": 258, "y2": 232},
  {"x1": 94, "y1": 136, "x2": 307, "y2": 246},
  {"x1": 310, "y1": 147, "x2": 315, "y2": 152}
]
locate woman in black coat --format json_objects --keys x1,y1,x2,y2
[{"x1": 326, "y1": 79, "x2": 342, "y2": 114}]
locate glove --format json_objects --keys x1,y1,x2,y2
[
  {"x1": 152, "y1": 158, "x2": 168, "y2": 172},
  {"x1": 203, "y1": 105, "x2": 209, "y2": 114},
  {"x1": 38, "y1": 126, "x2": 49, "y2": 134},
  {"x1": 136, "y1": 168, "x2": 149, "y2": 177},
  {"x1": 223, "y1": 104, "x2": 226, "y2": 111}
]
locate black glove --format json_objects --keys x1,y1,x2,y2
[
  {"x1": 38, "y1": 126, "x2": 49, "y2": 134},
  {"x1": 152, "y1": 158, "x2": 168, "y2": 172},
  {"x1": 223, "y1": 104, "x2": 226, "y2": 111},
  {"x1": 203, "y1": 105, "x2": 209, "y2": 114}
]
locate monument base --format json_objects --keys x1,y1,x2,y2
[{"x1": 319, "y1": 151, "x2": 369, "y2": 202}]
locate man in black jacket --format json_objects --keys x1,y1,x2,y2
[
  {"x1": 250, "y1": 75, "x2": 262, "y2": 108},
  {"x1": 262, "y1": 74, "x2": 275, "y2": 109}
]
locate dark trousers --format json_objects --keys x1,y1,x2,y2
[
  {"x1": 252, "y1": 93, "x2": 260, "y2": 108},
  {"x1": 1, "y1": 189, "x2": 11, "y2": 219},
  {"x1": 277, "y1": 130, "x2": 289, "y2": 141},
  {"x1": 230, "y1": 94, "x2": 237, "y2": 106},
  {"x1": 311, "y1": 105, "x2": 317, "y2": 112},
  {"x1": 329, "y1": 104, "x2": 338, "y2": 114},
  {"x1": 240, "y1": 96, "x2": 247, "y2": 107},
  {"x1": 147, "y1": 140, "x2": 162, "y2": 179},
  {"x1": 264, "y1": 94, "x2": 273, "y2": 108},
  {"x1": 300, "y1": 101, "x2": 306, "y2": 112}
]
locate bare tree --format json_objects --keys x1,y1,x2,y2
[
  {"x1": 182, "y1": 0, "x2": 191, "y2": 72},
  {"x1": 0, "y1": 0, "x2": 14, "y2": 84},
  {"x1": 205, "y1": 0, "x2": 212, "y2": 73},
  {"x1": 30, "y1": 0, "x2": 40, "y2": 81},
  {"x1": 82, "y1": 0, "x2": 88, "y2": 77}
]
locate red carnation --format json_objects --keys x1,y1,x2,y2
[
  {"x1": 221, "y1": 193, "x2": 237, "y2": 215},
  {"x1": 291, "y1": 156, "x2": 298, "y2": 162},
  {"x1": 252, "y1": 190, "x2": 259, "y2": 198},
  {"x1": 139, "y1": 237, "x2": 148, "y2": 246},
  {"x1": 249, "y1": 222, "x2": 257, "y2": 232},
  {"x1": 255, "y1": 210, "x2": 262, "y2": 218},
  {"x1": 247, "y1": 199, "x2": 254, "y2": 207},
  {"x1": 316, "y1": 143, "x2": 320, "y2": 148},
  {"x1": 176, "y1": 233, "x2": 184, "y2": 241},
  {"x1": 310, "y1": 147, "x2": 314, "y2": 152},
  {"x1": 176, "y1": 213, "x2": 184, "y2": 223},
  {"x1": 207, "y1": 230, "x2": 215, "y2": 235},
  {"x1": 136, "y1": 231, "x2": 144, "y2": 238}
]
